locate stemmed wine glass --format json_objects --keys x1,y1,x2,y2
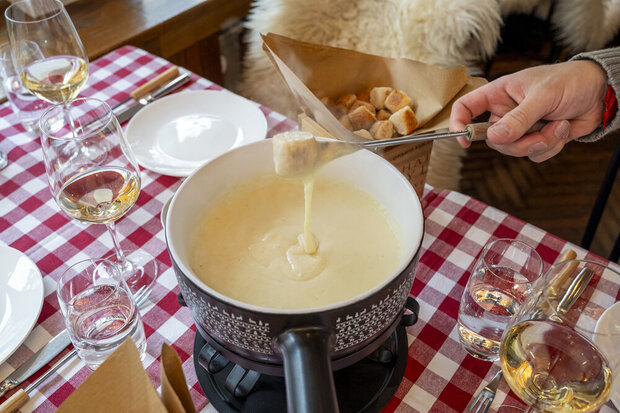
[
  {"x1": 499, "y1": 259, "x2": 620, "y2": 413},
  {"x1": 5, "y1": 0, "x2": 88, "y2": 105},
  {"x1": 4, "y1": 0, "x2": 106, "y2": 164},
  {"x1": 39, "y1": 98, "x2": 157, "y2": 303}
]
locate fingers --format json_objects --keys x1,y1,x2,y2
[
  {"x1": 527, "y1": 120, "x2": 570, "y2": 162},
  {"x1": 485, "y1": 95, "x2": 550, "y2": 145},
  {"x1": 485, "y1": 119, "x2": 571, "y2": 160}
]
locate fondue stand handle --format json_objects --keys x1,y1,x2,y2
[{"x1": 276, "y1": 327, "x2": 339, "y2": 413}]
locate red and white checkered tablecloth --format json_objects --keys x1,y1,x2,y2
[{"x1": 0, "y1": 46, "x2": 616, "y2": 413}]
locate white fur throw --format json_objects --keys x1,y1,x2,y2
[
  {"x1": 238, "y1": 0, "x2": 502, "y2": 190},
  {"x1": 500, "y1": 0, "x2": 620, "y2": 53}
]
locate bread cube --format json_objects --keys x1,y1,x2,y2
[
  {"x1": 376, "y1": 109, "x2": 391, "y2": 121},
  {"x1": 339, "y1": 115, "x2": 354, "y2": 131},
  {"x1": 353, "y1": 129, "x2": 373, "y2": 140},
  {"x1": 369, "y1": 120, "x2": 394, "y2": 140},
  {"x1": 348, "y1": 106, "x2": 377, "y2": 130},
  {"x1": 350, "y1": 99, "x2": 376, "y2": 114},
  {"x1": 336, "y1": 93, "x2": 357, "y2": 109},
  {"x1": 385, "y1": 89, "x2": 412, "y2": 113},
  {"x1": 389, "y1": 106, "x2": 418, "y2": 135},
  {"x1": 369, "y1": 87, "x2": 393, "y2": 110}
]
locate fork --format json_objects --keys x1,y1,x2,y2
[{"x1": 467, "y1": 369, "x2": 503, "y2": 413}]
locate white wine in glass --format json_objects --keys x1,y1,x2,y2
[
  {"x1": 40, "y1": 98, "x2": 157, "y2": 304},
  {"x1": 5, "y1": 0, "x2": 89, "y2": 105},
  {"x1": 499, "y1": 259, "x2": 620, "y2": 413}
]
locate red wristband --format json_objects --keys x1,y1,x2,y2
[{"x1": 603, "y1": 84, "x2": 617, "y2": 130}]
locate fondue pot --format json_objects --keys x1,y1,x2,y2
[{"x1": 165, "y1": 139, "x2": 424, "y2": 412}]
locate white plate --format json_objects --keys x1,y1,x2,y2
[
  {"x1": 125, "y1": 90, "x2": 268, "y2": 177},
  {"x1": 593, "y1": 301, "x2": 620, "y2": 410},
  {"x1": 0, "y1": 245, "x2": 44, "y2": 364}
]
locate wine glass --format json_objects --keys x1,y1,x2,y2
[
  {"x1": 499, "y1": 259, "x2": 620, "y2": 413},
  {"x1": 39, "y1": 98, "x2": 157, "y2": 303},
  {"x1": 5, "y1": 0, "x2": 88, "y2": 105}
]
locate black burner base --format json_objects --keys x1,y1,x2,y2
[{"x1": 193, "y1": 326, "x2": 408, "y2": 413}]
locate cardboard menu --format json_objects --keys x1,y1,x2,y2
[
  {"x1": 260, "y1": 33, "x2": 486, "y2": 196},
  {"x1": 56, "y1": 341, "x2": 195, "y2": 413}
]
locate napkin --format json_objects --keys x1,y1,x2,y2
[
  {"x1": 56, "y1": 340, "x2": 195, "y2": 413},
  {"x1": 160, "y1": 344, "x2": 196, "y2": 413}
]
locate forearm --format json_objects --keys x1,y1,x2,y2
[{"x1": 571, "y1": 47, "x2": 620, "y2": 142}]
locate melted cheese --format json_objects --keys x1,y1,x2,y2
[{"x1": 190, "y1": 175, "x2": 402, "y2": 309}]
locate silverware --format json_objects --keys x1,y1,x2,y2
[
  {"x1": 556, "y1": 267, "x2": 594, "y2": 314},
  {"x1": 362, "y1": 120, "x2": 547, "y2": 148},
  {"x1": 0, "y1": 292, "x2": 151, "y2": 412},
  {"x1": 0, "y1": 329, "x2": 71, "y2": 397},
  {"x1": 0, "y1": 151, "x2": 7, "y2": 170},
  {"x1": 115, "y1": 71, "x2": 191, "y2": 124},
  {"x1": 466, "y1": 370, "x2": 503, "y2": 413},
  {"x1": 112, "y1": 66, "x2": 180, "y2": 111},
  {"x1": 0, "y1": 349, "x2": 77, "y2": 413}
]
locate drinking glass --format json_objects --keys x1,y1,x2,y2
[
  {"x1": 499, "y1": 259, "x2": 620, "y2": 413},
  {"x1": 0, "y1": 41, "x2": 50, "y2": 132},
  {"x1": 5, "y1": 0, "x2": 88, "y2": 105},
  {"x1": 458, "y1": 238, "x2": 544, "y2": 361},
  {"x1": 57, "y1": 258, "x2": 147, "y2": 369},
  {"x1": 40, "y1": 98, "x2": 157, "y2": 303}
]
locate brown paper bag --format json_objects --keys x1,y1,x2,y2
[{"x1": 261, "y1": 33, "x2": 486, "y2": 196}]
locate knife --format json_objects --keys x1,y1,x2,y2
[
  {"x1": 115, "y1": 71, "x2": 192, "y2": 124},
  {"x1": 111, "y1": 66, "x2": 181, "y2": 112},
  {"x1": 0, "y1": 349, "x2": 76, "y2": 413},
  {"x1": 0, "y1": 330, "x2": 71, "y2": 398}
]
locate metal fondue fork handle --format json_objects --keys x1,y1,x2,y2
[{"x1": 361, "y1": 120, "x2": 547, "y2": 148}]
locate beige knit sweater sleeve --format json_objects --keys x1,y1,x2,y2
[{"x1": 571, "y1": 47, "x2": 620, "y2": 142}]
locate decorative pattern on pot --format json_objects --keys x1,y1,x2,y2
[
  {"x1": 177, "y1": 260, "x2": 416, "y2": 357},
  {"x1": 334, "y1": 267, "x2": 414, "y2": 351},
  {"x1": 177, "y1": 277, "x2": 274, "y2": 354}
]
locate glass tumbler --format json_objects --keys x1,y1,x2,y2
[
  {"x1": 0, "y1": 41, "x2": 49, "y2": 132},
  {"x1": 57, "y1": 258, "x2": 147, "y2": 370},
  {"x1": 458, "y1": 238, "x2": 544, "y2": 361}
]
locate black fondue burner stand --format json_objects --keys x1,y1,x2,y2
[{"x1": 191, "y1": 297, "x2": 419, "y2": 413}]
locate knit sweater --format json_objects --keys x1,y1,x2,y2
[{"x1": 572, "y1": 47, "x2": 620, "y2": 142}]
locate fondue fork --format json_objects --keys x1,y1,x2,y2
[{"x1": 273, "y1": 121, "x2": 546, "y2": 177}]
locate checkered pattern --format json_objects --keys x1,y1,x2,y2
[{"x1": 0, "y1": 46, "x2": 616, "y2": 413}]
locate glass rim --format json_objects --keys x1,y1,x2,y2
[
  {"x1": 5, "y1": 0, "x2": 64, "y2": 24},
  {"x1": 39, "y1": 97, "x2": 115, "y2": 141},
  {"x1": 480, "y1": 237, "x2": 544, "y2": 284},
  {"x1": 57, "y1": 258, "x2": 121, "y2": 309},
  {"x1": 543, "y1": 258, "x2": 620, "y2": 336}
]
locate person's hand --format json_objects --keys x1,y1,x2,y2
[{"x1": 449, "y1": 60, "x2": 608, "y2": 162}]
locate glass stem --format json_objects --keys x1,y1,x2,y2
[
  {"x1": 62, "y1": 102, "x2": 77, "y2": 138},
  {"x1": 105, "y1": 221, "x2": 127, "y2": 264}
]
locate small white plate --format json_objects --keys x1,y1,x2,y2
[
  {"x1": 0, "y1": 245, "x2": 44, "y2": 364},
  {"x1": 125, "y1": 90, "x2": 268, "y2": 177},
  {"x1": 593, "y1": 301, "x2": 620, "y2": 410}
]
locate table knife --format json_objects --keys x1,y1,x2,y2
[
  {"x1": 111, "y1": 66, "x2": 180, "y2": 111},
  {"x1": 115, "y1": 71, "x2": 192, "y2": 124},
  {"x1": 0, "y1": 330, "x2": 71, "y2": 398}
]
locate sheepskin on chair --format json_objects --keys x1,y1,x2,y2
[
  {"x1": 238, "y1": 0, "x2": 502, "y2": 190},
  {"x1": 500, "y1": 0, "x2": 620, "y2": 53}
]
